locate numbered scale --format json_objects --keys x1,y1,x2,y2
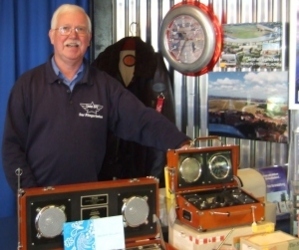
[
  {"x1": 159, "y1": 1, "x2": 222, "y2": 76},
  {"x1": 17, "y1": 177, "x2": 176, "y2": 250},
  {"x1": 166, "y1": 138, "x2": 265, "y2": 231}
]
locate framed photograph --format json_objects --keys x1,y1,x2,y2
[
  {"x1": 289, "y1": 1, "x2": 299, "y2": 109},
  {"x1": 220, "y1": 22, "x2": 283, "y2": 71},
  {"x1": 208, "y1": 71, "x2": 288, "y2": 143}
]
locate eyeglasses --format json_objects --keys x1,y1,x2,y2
[{"x1": 54, "y1": 26, "x2": 89, "y2": 36}]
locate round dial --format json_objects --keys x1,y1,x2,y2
[
  {"x1": 179, "y1": 156, "x2": 202, "y2": 183},
  {"x1": 35, "y1": 205, "x2": 66, "y2": 238},
  {"x1": 166, "y1": 15, "x2": 206, "y2": 64},
  {"x1": 208, "y1": 154, "x2": 231, "y2": 180},
  {"x1": 159, "y1": 2, "x2": 222, "y2": 76},
  {"x1": 122, "y1": 196, "x2": 149, "y2": 227}
]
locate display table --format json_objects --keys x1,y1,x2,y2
[
  {"x1": 0, "y1": 215, "x2": 291, "y2": 250},
  {"x1": 0, "y1": 216, "x2": 171, "y2": 249}
]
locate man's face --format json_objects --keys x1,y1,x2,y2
[{"x1": 49, "y1": 10, "x2": 91, "y2": 65}]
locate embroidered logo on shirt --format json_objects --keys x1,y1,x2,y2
[{"x1": 79, "y1": 102, "x2": 103, "y2": 119}]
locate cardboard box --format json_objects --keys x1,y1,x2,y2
[
  {"x1": 169, "y1": 220, "x2": 254, "y2": 250},
  {"x1": 240, "y1": 231, "x2": 299, "y2": 250}
]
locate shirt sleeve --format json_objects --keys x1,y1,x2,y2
[
  {"x1": 106, "y1": 80, "x2": 190, "y2": 151},
  {"x1": 2, "y1": 82, "x2": 37, "y2": 192}
]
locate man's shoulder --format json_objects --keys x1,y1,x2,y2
[
  {"x1": 12, "y1": 62, "x2": 52, "y2": 92},
  {"x1": 17, "y1": 62, "x2": 48, "y2": 81}
]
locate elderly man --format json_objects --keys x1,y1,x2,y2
[{"x1": 2, "y1": 4, "x2": 190, "y2": 192}]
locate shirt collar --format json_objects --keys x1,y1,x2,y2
[
  {"x1": 46, "y1": 55, "x2": 91, "y2": 87},
  {"x1": 51, "y1": 56, "x2": 84, "y2": 78}
]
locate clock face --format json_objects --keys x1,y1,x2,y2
[
  {"x1": 165, "y1": 15, "x2": 206, "y2": 64},
  {"x1": 208, "y1": 153, "x2": 231, "y2": 180},
  {"x1": 159, "y1": 3, "x2": 222, "y2": 76}
]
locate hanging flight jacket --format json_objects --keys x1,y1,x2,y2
[{"x1": 92, "y1": 36, "x2": 176, "y2": 186}]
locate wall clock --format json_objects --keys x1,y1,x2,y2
[{"x1": 159, "y1": 1, "x2": 222, "y2": 76}]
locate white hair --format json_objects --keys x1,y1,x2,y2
[{"x1": 51, "y1": 4, "x2": 91, "y2": 32}]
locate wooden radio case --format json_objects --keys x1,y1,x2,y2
[
  {"x1": 166, "y1": 139, "x2": 265, "y2": 231},
  {"x1": 18, "y1": 177, "x2": 174, "y2": 250}
]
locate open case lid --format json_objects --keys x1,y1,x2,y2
[
  {"x1": 18, "y1": 177, "x2": 161, "y2": 250},
  {"x1": 166, "y1": 137, "x2": 240, "y2": 194}
]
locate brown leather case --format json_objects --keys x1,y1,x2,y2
[
  {"x1": 166, "y1": 137, "x2": 265, "y2": 231},
  {"x1": 18, "y1": 177, "x2": 173, "y2": 250}
]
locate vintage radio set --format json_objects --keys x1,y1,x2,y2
[
  {"x1": 17, "y1": 176, "x2": 174, "y2": 250},
  {"x1": 166, "y1": 137, "x2": 265, "y2": 231}
]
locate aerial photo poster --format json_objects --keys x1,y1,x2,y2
[
  {"x1": 208, "y1": 71, "x2": 288, "y2": 143},
  {"x1": 289, "y1": 0, "x2": 299, "y2": 109},
  {"x1": 220, "y1": 22, "x2": 282, "y2": 70}
]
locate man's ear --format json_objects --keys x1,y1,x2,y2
[{"x1": 48, "y1": 30, "x2": 54, "y2": 45}]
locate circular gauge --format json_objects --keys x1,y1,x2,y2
[
  {"x1": 179, "y1": 156, "x2": 202, "y2": 183},
  {"x1": 35, "y1": 205, "x2": 66, "y2": 238},
  {"x1": 159, "y1": 2, "x2": 222, "y2": 76},
  {"x1": 122, "y1": 196, "x2": 149, "y2": 227},
  {"x1": 208, "y1": 154, "x2": 231, "y2": 180}
]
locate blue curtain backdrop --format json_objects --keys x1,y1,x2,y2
[{"x1": 0, "y1": 0, "x2": 90, "y2": 218}]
